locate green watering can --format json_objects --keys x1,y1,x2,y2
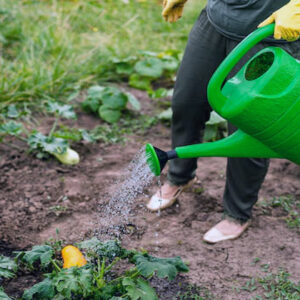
[{"x1": 146, "y1": 24, "x2": 300, "y2": 176}]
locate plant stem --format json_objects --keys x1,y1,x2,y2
[
  {"x1": 15, "y1": 135, "x2": 27, "y2": 143},
  {"x1": 3, "y1": 142, "x2": 23, "y2": 151},
  {"x1": 130, "y1": 270, "x2": 140, "y2": 279},
  {"x1": 100, "y1": 257, "x2": 106, "y2": 279},
  {"x1": 49, "y1": 117, "x2": 59, "y2": 138},
  {"x1": 106, "y1": 257, "x2": 121, "y2": 272},
  {"x1": 51, "y1": 259, "x2": 61, "y2": 272}
]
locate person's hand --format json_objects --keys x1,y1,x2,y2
[
  {"x1": 162, "y1": 0, "x2": 187, "y2": 23},
  {"x1": 258, "y1": 0, "x2": 300, "y2": 41}
]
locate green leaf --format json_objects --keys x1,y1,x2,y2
[
  {"x1": 28, "y1": 131, "x2": 68, "y2": 155},
  {"x1": 129, "y1": 74, "x2": 152, "y2": 91},
  {"x1": 78, "y1": 129, "x2": 95, "y2": 143},
  {"x1": 112, "y1": 56, "x2": 137, "y2": 75},
  {"x1": 126, "y1": 93, "x2": 141, "y2": 111},
  {"x1": 87, "y1": 85, "x2": 106, "y2": 99},
  {"x1": 81, "y1": 96, "x2": 101, "y2": 113},
  {"x1": 53, "y1": 126, "x2": 82, "y2": 142},
  {"x1": 0, "y1": 121, "x2": 23, "y2": 136},
  {"x1": 6, "y1": 104, "x2": 20, "y2": 118},
  {"x1": 149, "y1": 88, "x2": 169, "y2": 99},
  {"x1": 77, "y1": 237, "x2": 102, "y2": 251},
  {"x1": 132, "y1": 254, "x2": 189, "y2": 280},
  {"x1": 0, "y1": 255, "x2": 17, "y2": 279},
  {"x1": 95, "y1": 240, "x2": 127, "y2": 261},
  {"x1": 22, "y1": 278, "x2": 55, "y2": 300},
  {"x1": 139, "y1": 51, "x2": 158, "y2": 57},
  {"x1": 81, "y1": 85, "x2": 106, "y2": 113},
  {"x1": 52, "y1": 267, "x2": 93, "y2": 298},
  {"x1": 134, "y1": 58, "x2": 164, "y2": 78},
  {"x1": 79, "y1": 239, "x2": 127, "y2": 260},
  {"x1": 158, "y1": 108, "x2": 172, "y2": 121},
  {"x1": 203, "y1": 125, "x2": 218, "y2": 142},
  {"x1": 99, "y1": 106, "x2": 121, "y2": 124},
  {"x1": 45, "y1": 102, "x2": 76, "y2": 119},
  {"x1": 78, "y1": 239, "x2": 128, "y2": 261},
  {"x1": 101, "y1": 89, "x2": 127, "y2": 110},
  {"x1": 206, "y1": 111, "x2": 226, "y2": 127},
  {"x1": 0, "y1": 287, "x2": 11, "y2": 300},
  {"x1": 123, "y1": 277, "x2": 158, "y2": 300},
  {"x1": 160, "y1": 56, "x2": 179, "y2": 71},
  {"x1": 115, "y1": 62, "x2": 134, "y2": 76},
  {"x1": 20, "y1": 245, "x2": 54, "y2": 268}
]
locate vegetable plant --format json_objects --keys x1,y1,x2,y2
[
  {"x1": 12, "y1": 238, "x2": 189, "y2": 299},
  {"x1": 81, "y1": 85, "x2": 141, "y2": 124},
  {"x1": 156, "y1": 109, "x2": 228, "y2": 142},
  {"x1": 0, "y1": 255, "x2": 17, "y2": 300},
  {"x1": 113, "y1": 50, "x2": 181, "y2": 95},
  {"x1": 0, "y1": 101, "x2": 80, "y2": 165}
]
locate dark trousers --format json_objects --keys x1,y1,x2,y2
[{"x1": 168, "y1": 9, "x2": 300, "y2": 221}]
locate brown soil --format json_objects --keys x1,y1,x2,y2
[{"x1": 0, "y1": 88, "x2": 299, "y2": 299}]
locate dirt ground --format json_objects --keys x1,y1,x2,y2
[{"x1": 1, "y1": 89, "x2": 299, "y2": 299}]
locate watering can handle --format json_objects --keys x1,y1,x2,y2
[{"x1": 207, "y1": 24, "x2": 275, "y2": 113}]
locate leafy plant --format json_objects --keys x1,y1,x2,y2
[
  {"x1": 125, "y1": 50, "x2": 181, "y2": 94},
  {"x1": 0, "y1": 120, "x2": 23, "y2": 137},
  {"x1": 82, "y1": 85, "x2": 140, "y2": 123},
  {"x1": 176, "y1": 284, "x2": 215, "y2": 300},
  {"x1": 132, "y1": 254, "x2": 189, "y2": 280},
  {"x1": 0, "y1": 101, "x2": 80, "y2": 164},
  {"x1": 156, "y1": 109, "x2": 227, "y2": 141},
  {"x1": 123, "y1": 277, "x2": 158, "y2": 300},
  {"x1": 0, "y1": 255, "x2": 17, "y2": 279},
  {"x1": 203, "y1": 111, "x2": 227, "y2": 142},
  {"x1": 239, "y1": 269, "x2": 300, "y2": 299},
  {"x1": 0, "y1": 287, "x2": 11, "y2": 300},
  {"x1": 260, "y1": 195, "x2": 300, "y2": 229},
  {"x1": 27, "y1": 131, "x2": 69, "y2": 160},
  {"x1": 16, "y1": 245, "x2": 54, "y2": 269},
  {"x1": 22, "y1": 278, "x2": 55, "y2": 300},
  {"x1": 21, "y1": 238, "x2": 189, "y2": 299}
]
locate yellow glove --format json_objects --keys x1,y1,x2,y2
[
  {"x1": 162, "y1": 0, "x2": 187, "y2": 23},
  {"x1": 258, "y1": 0, "x2": 300, "y2": 41}
]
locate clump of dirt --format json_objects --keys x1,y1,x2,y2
[{"x1": 0, "y1": 89, "x2": 299, "y2": 299}]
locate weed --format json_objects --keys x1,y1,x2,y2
[
  {"x1": 260, "y1": 195, "x2": 300, "y2": 229},
  {"x1": 240, "y1": 269, "x2": 300, "y2": 300},
  {"x1": 175, "y1": 284, "x2": 215, "y2": 300}
]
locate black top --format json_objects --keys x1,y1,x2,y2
[{"x1": 206, "y1": 0, "x2": 290, "y2": 42}]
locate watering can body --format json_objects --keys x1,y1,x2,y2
[
  {"x1": 146, "y1": 24, "x2": 300, "y2": 176},
  {"x1": 177, "y1": 24, "x2": 300, "y2": 165}
]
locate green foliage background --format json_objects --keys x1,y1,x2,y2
[{"x1": 0, "y1": 0, "x2": 206, "y2": 107}]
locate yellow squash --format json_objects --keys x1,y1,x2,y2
[{"x1": 61, "y1": 245, "x2": 87, "y2": 268}]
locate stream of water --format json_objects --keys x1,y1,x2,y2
[{"x1": 95, "y1": 147, "x2": 159, "y2": 240}]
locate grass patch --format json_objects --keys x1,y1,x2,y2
[
  {"x1": 175, "y1": 283, "x2": 215, "y2": 300},
  {"x1": 0, "y1": 0, "x2": 205, "y2": 107},
  {"x1": 239, "y1": 270, "x2": 300, "y2": 300},
  {"x1": 260, "y1": 195, "x2": 300, "y2": 229}
]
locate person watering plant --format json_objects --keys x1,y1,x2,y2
[{"x1": 147, "y1": 0, "x2": 300, "y2": 243}]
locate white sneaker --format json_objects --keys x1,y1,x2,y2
[
  {"x1": 147, "y1": 178, "x2": 196, "y2": 212},
  {"x1": 203, "y1": 218, "x2": 250, "y2": 243}
]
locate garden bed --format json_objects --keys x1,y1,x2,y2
[{"x1": 0, "y1": 89, "x2": 299, "y2": 299}]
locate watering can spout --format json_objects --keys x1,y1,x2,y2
[{"x1": 146, "y1": 131, "x2": 282, "y2": 176}]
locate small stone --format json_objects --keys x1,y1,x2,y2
[{"x1": 28, "y1": 206, "x2": 37, "y2": 213}]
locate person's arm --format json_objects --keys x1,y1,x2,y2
[
  {"x1": 258, "y1": 0, "x2": 300, "y2": 41},
  {"x1": 162, "y1": 0, "x2": 188, "y2": 23}
]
